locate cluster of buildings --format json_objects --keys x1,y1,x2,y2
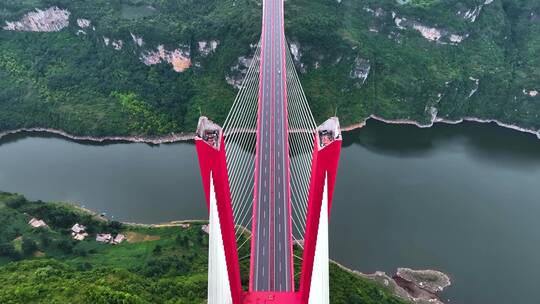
[
  {"x1": 71, "y1": 223, "x2": 125, "y2": 244},
  {"x1": 27, "y1": 218, "x2": 125, "y2": 245}
]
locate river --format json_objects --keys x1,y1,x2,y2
[{"x1": 1, "y1": 120, "x2": 540, "y2": 303}]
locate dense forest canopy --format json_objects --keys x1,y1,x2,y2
[{"x1": 0, "y1": 0, "x2": 538, "y2": 136}]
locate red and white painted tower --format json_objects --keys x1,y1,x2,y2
[
  {"x1": 194, "y1": 0, "x2": 341, "y2": 303},
  {"x1": 194, "y1": 117, "x2": 341, "y2": 304},
  {"x1": 300, "y1": 118, "x2": 342, "y2": 304},
  {"x1": 194, "y1": 117, "x2": 243, "y2": 304}
]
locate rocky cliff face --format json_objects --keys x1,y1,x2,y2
[
  {"x1": 393, "y1": 11, "x2": 466, "y2": 45},
  {"x1": 130, "y1": 32, "x2": 143, "y2": 47},
  {"x1": 350, "y1": 56, "x2": 371, "y2": 86},
  {"x1": 0, "y1": 0, "x2": 538, "y2": 138},
  {"x1": 226, "y1": 56, "x2": 253, "y2": 89},
  {"x1": 3, "y1": 7, "x2": 69, "y2": 32},
  {"x1": 289, "y1": 42, "x2": 306, "y2": 73},
  {"x1": 141, "y1": 45, "x2": 192, "y2": 72}
]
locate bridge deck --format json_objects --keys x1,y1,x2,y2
[{"x1": 251, "y1": 0, "x2": 293, "y2": 292}]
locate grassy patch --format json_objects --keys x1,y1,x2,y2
[{"x1": 125, "y1": 231, "x2": 161, "y2": 243}]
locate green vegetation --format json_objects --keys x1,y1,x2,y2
[
  {"x1": 0, "y1": 0, "x2": 260, "y2": 136},
  {"x1": 0, "y1": 0, "x2": 539, "y2": 137},
  {"x1": 286, "y1": 0, "x2": 540, "y2": 129},
  {"x1": 0, "y1": 191, "x2": 410, "y2": 303}
]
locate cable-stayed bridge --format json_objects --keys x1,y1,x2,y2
[{"x1": 194, "y1": 0, "x2": 341, "y2": 303}]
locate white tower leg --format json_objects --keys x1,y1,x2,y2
[
  {"x1": 309, "y1": 173, "x2": 330, "y2": 304},
  {"x1": 208, "y1": 172, "x2": 233, "y2": 304}
]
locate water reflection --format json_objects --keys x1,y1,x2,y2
[
  {"x1": 333, "y1": 120, "x2": 540, "y2": 304},
  {"x1": 345, "y1": 120, "x2": 540, "y2": 169}
]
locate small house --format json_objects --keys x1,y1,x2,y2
[
  {"x1": 201, "y1": 224, "x2": 210, "y2": 234},
  {"x1": 71, "y1": 223, "x2": 86, "y2": 234},
  {"x1": 73, "y1": 233, "x2": 88, "y2": 241},
  {"x1": 71, "y1": 223, "x2": 89, "y2": 241},
  {"x1": 96, "y1": 233, "x2": 113, "y2": 243},
  {"x1": 112, "y1": 234, "x2": 126, "y2": 245},
  {"x1": 28, "y1": 218, "x2": 48, "y2": 228}
]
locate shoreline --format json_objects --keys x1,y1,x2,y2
[
  {"x1": 124, "y1": 218, "x2": 452, "y2": 303},
  {"x1": 0, "y1": 114, "x2": 539, "y2": 145},
  {"x1": 331, "y1": 259, "x2": 451, "y2": 304},
  {"x1": 0, "y1": 127, "x2": 196, "y2": 144},
  {"x1": 342, "y1": 114, "x2": 540, "y2": 139},
  {"x1": 119, "y1": 215, "x2": 451, "y2": 303},
  {"x1": 9, "y1": 195, "x2": 451, "y2": 303}
]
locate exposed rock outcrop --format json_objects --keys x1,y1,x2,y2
[
  {"x1": 350, "y1": 56, "x2": 371, "y2": 86},
  {"x1": 468, "y1": 76, "x2": 480, "y2": 98},
  {"x1": 131, "y1": 32, "x2": 143, "y2": 47},
  {"x1": 395, "y1": 268, "x2": 451, "y2": 295},
  {"x1": 458, "y1": 0, "x2": 495, "y2": 23},
  {"x1": 332, "y1": 261, "x2": 451, "y2": 304},
  {"x1": 363, "y1": 6, "x2": 387, "y2": 33},
  {"x1": 365, "y1": 7, "x2": 467, "y2": 45},
  {"x1": 141, "y1": 45, "x2": 191, "y2": 72},
  {"x1": 3, "y1": 7, "x2": 70, "y2": 32},
  {"x1": 111, "y1": 39, "x2": 123, "y2": 51},
  {"x1": 289, "y1": 42, "x2": 306, "y2": 73},
  {"x1": 393, "y1": 12, "x2": 466, "y2": 44},
  {"x1": 226, "y1": 56, "x2": 253, "y2": 89},
  {"x1": 523, "y1": 89, "x2": 538, "y2": 97},
  {"x1": 198, "y1": 40, "x2": 219, "y2": 56},
  {"x1": 76, "y1": 18, "x2": 91, "y2": 28},
  {"x1": 102, "y1": 37, "x2": 124, "y2": 50}
]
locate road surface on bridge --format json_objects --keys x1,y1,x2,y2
[{"x1": 251, "y1": 0, "x2": 292, "y2": 293}]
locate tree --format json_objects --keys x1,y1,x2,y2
[
  {"x1": 5, "y1": 195, "x2": 26, "y2": 209},
  {"x1": 74, "y1": 247, "x2": 88, "y2": 257},
  {"x1": 39, "y1": 232, "x2": 51, "y2": 248},
  {"x1": 153, "y1": 245, "x2": 162, "y2": 255},
  {"x1": 56, "y1": 239, "x2": 73, "y2": 254},
  {"x1": 108, "y1": 221, "x2": 123, "y2": 233},
  {"x1": 21, "y1": 238, "x2": 37, "y2": 256},
  {"x1": 175, "y1": 235, "x2": 189, "y2": 247},
  {"x1": 0, "y1": 243, "x2": 20, "y2": 259},
  {"x1": 348, "y1": 294, "x2": 364, "y2": 304}
]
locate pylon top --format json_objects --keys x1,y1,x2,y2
[
  {"x1": 316, "y1": 117, "x2": 342, "y2": 150},
  {"x1": 196, "y1": 116, "x2": 223, "y2": 150}
]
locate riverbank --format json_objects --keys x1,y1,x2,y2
[
  {"x1": 342, "y1": 114, "x2": 540, "y2": 140},
  {"x1": 332, "y1": 260, "x2": 451, "y2": 304},
  {"x1": 125, "y1": 218, "x2": 452, "y2": 303},
  {"x1": 2, "y1": 113, "x2": 539, "y2": 146},
  {"x1": 0, "y1": 127, "x2": 196, "y2": 144}
]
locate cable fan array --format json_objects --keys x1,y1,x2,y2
[
  {"x1": 222, "y1": 38, "x2": 317, "y2": 253},
  {"x1": 222, "y1": 41, "x2": 261, "y2": 251},
  {"x1": 284, "y1": 39, "x2": 317, "y2": 247}
]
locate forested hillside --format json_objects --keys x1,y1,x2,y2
[
  {"x1": 0, "y1": 0, "x2": 538, "y2": 136},
  {"x1": 0, "y1": 192, "x2": 410, "y2": 304}
]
